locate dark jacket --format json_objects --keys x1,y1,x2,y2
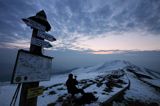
[{"x1": 66, "y1": 78, "x2": 78, "y2": 94}]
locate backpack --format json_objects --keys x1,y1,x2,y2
[{"x1": 75, "y1": 93, "x2": 98, "y2": 105}]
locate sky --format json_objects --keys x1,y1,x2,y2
[{"x1": 0, "y1": 0, "x2": 160, "y2": 81}]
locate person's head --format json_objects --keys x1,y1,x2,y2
[{"x1": 68, "y1": 73, "x2": 73, "y2": 79}]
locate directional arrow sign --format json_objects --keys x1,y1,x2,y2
[
  {"x1": 22, "y1": 18, "x2": 46, "y2": 31},
  {"x1": 31, "y1": 37, "x2": 52, "y2": 48},
  {"x1": 37, "y1": 31, "x2": 56, "y2": 42}
]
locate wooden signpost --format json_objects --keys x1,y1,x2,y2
[
  {"x1": 27, "y1": 86, "x2": 44, "y2": 99},
  {"x1": 11, "y1": 10, "x2": 56, "y2": 106},
  {"x1": 37, "y1": 31, "x2": 56, "y2": 41},
  {"x1": 31, "y1": 37, "x2": 52, "y2": 48},
  {"x1": 11, "y1": 50, "x2": 53, "y2": 84},
  {"x1": 22, "y1": 18, "x2": 46, "y2": 31}
]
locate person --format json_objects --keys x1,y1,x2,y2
[{"x1": 66, "y1": 74, "x2": 85, "y2": 97}]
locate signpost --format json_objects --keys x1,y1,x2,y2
[
  {"x1": 11, "y1": 10, "x2": 56, "y2": 106},
  {"x1": 27, "y1": 86, "x2": 44, "y2": 99},
  {"x1": 37, "y1": 31, "x2": 56, "y2": 41},
  {"x1": 11, "y1": 50, "x2": 53, "y2": 84},
  {"x1": 22, "y1": 18, "x2": 46, "y2": 31},
  {"x1": 31, "y1": 37, "x2": 52, "y2": 48}
]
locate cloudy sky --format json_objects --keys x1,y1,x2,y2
[
  {"x1": 0, "y1": 0, "x2": 160, "y2": 52},
  {"x1": 0, "y1": 0, "x2": 160, "y2": 81}
]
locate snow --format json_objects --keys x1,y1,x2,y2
[
  {"x1": 142, "y1": 78, "x2": 160, "y2": 88},
  {"x1": 124, "y1": 71, "x2": 160, "y2": 103},
  {"x1": 0, "y1": 60, "x2": 160, "y2": 106},
  {"x1": 99, "y1": 60, "x2": 129, "y2": 71},
  {"x1": 40, "y1": 74, "x2": 68, "y2": 86},
  {"x1": 0, "y1": 84, "x2": 18, "y2": 106},
  {"x1": 83, "y1": 75, "x2": 129, "y2": 103},
  {"x1": 72, "y1": 60, "x2": 130, "y2": 74},
  {"x1": 38, "y1": 71, "x2": 130, "y2": 106}
]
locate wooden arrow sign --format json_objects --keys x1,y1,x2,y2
[
  {"x1": 37, "y1": 31, "x2": 56, "y2": 42},
  {"x1": 31, "y1": 37, "x2": 52, "y2": 48},
  {"x1": 22, "y1": 18, "x2": 46, "y2": 31}
]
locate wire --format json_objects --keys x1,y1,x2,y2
[{"x1": 10, "y1": 84, "x2": 21, "y2": 106}]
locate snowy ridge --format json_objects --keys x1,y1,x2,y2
[
  {"x1": 71, "y1": 60, "x2": 131, "y2": 77},
  {"x1": 97, "y1": 60, "x2": 131, "y2": 71}
]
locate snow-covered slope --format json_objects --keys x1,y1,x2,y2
[{"x1": 0, "y1": 60, "x2": 160, "y2": 106}]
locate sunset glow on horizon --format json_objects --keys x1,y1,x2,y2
[{"x1": 76, "y1": 31, "x2": 160, "y2": 53}]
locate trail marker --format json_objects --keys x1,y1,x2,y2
[
  {"x1": 22, "y1": 18, "x2": 46, "y2": 31},
  {"x1": 11, "y1": 50, "x2": 53, "y2": 84},
  {"x1": 37, "y1": 31, "x2": 56, "y2": 42},
  {"x1": 27, "y1": 86, "x2": 44, "y2": 99},
  {"x1": 15, "y1": 10, "x2": 56, "y2": 106},
  {"x1": 31, "y1": 37, "x2": 52, "y2": 48}
]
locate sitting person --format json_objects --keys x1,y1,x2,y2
[{"x1": 66, "y1": 74, "x2": 85, "y2": 97}]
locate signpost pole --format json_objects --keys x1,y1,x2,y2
[
  {"x1": 17, "y1": 10, "x2": 55, "y2": 106},
  {"x1": 19, "y1": 29, "x2": 41, "y2": 106}
]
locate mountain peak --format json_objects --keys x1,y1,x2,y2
[{"x1": 96, "y1": 60, "x2": 132, "y2": 72}]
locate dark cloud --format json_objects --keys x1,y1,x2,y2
[
  {"x1": 132, "y1": 0, "x2": 160, "y2": 34},
  {"x1": 0, "y1": 0, "x2": 160, "y2": 49},
  {"x1": 38, "y1": 0, "x2": 160, "y2": 36},
  {"x1": 0, "y1": 0, "x2": 39, "y2": 46}
]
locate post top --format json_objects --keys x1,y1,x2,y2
[{"x1": 26, "y1": 10, "x2": 51, "y2": 31}]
